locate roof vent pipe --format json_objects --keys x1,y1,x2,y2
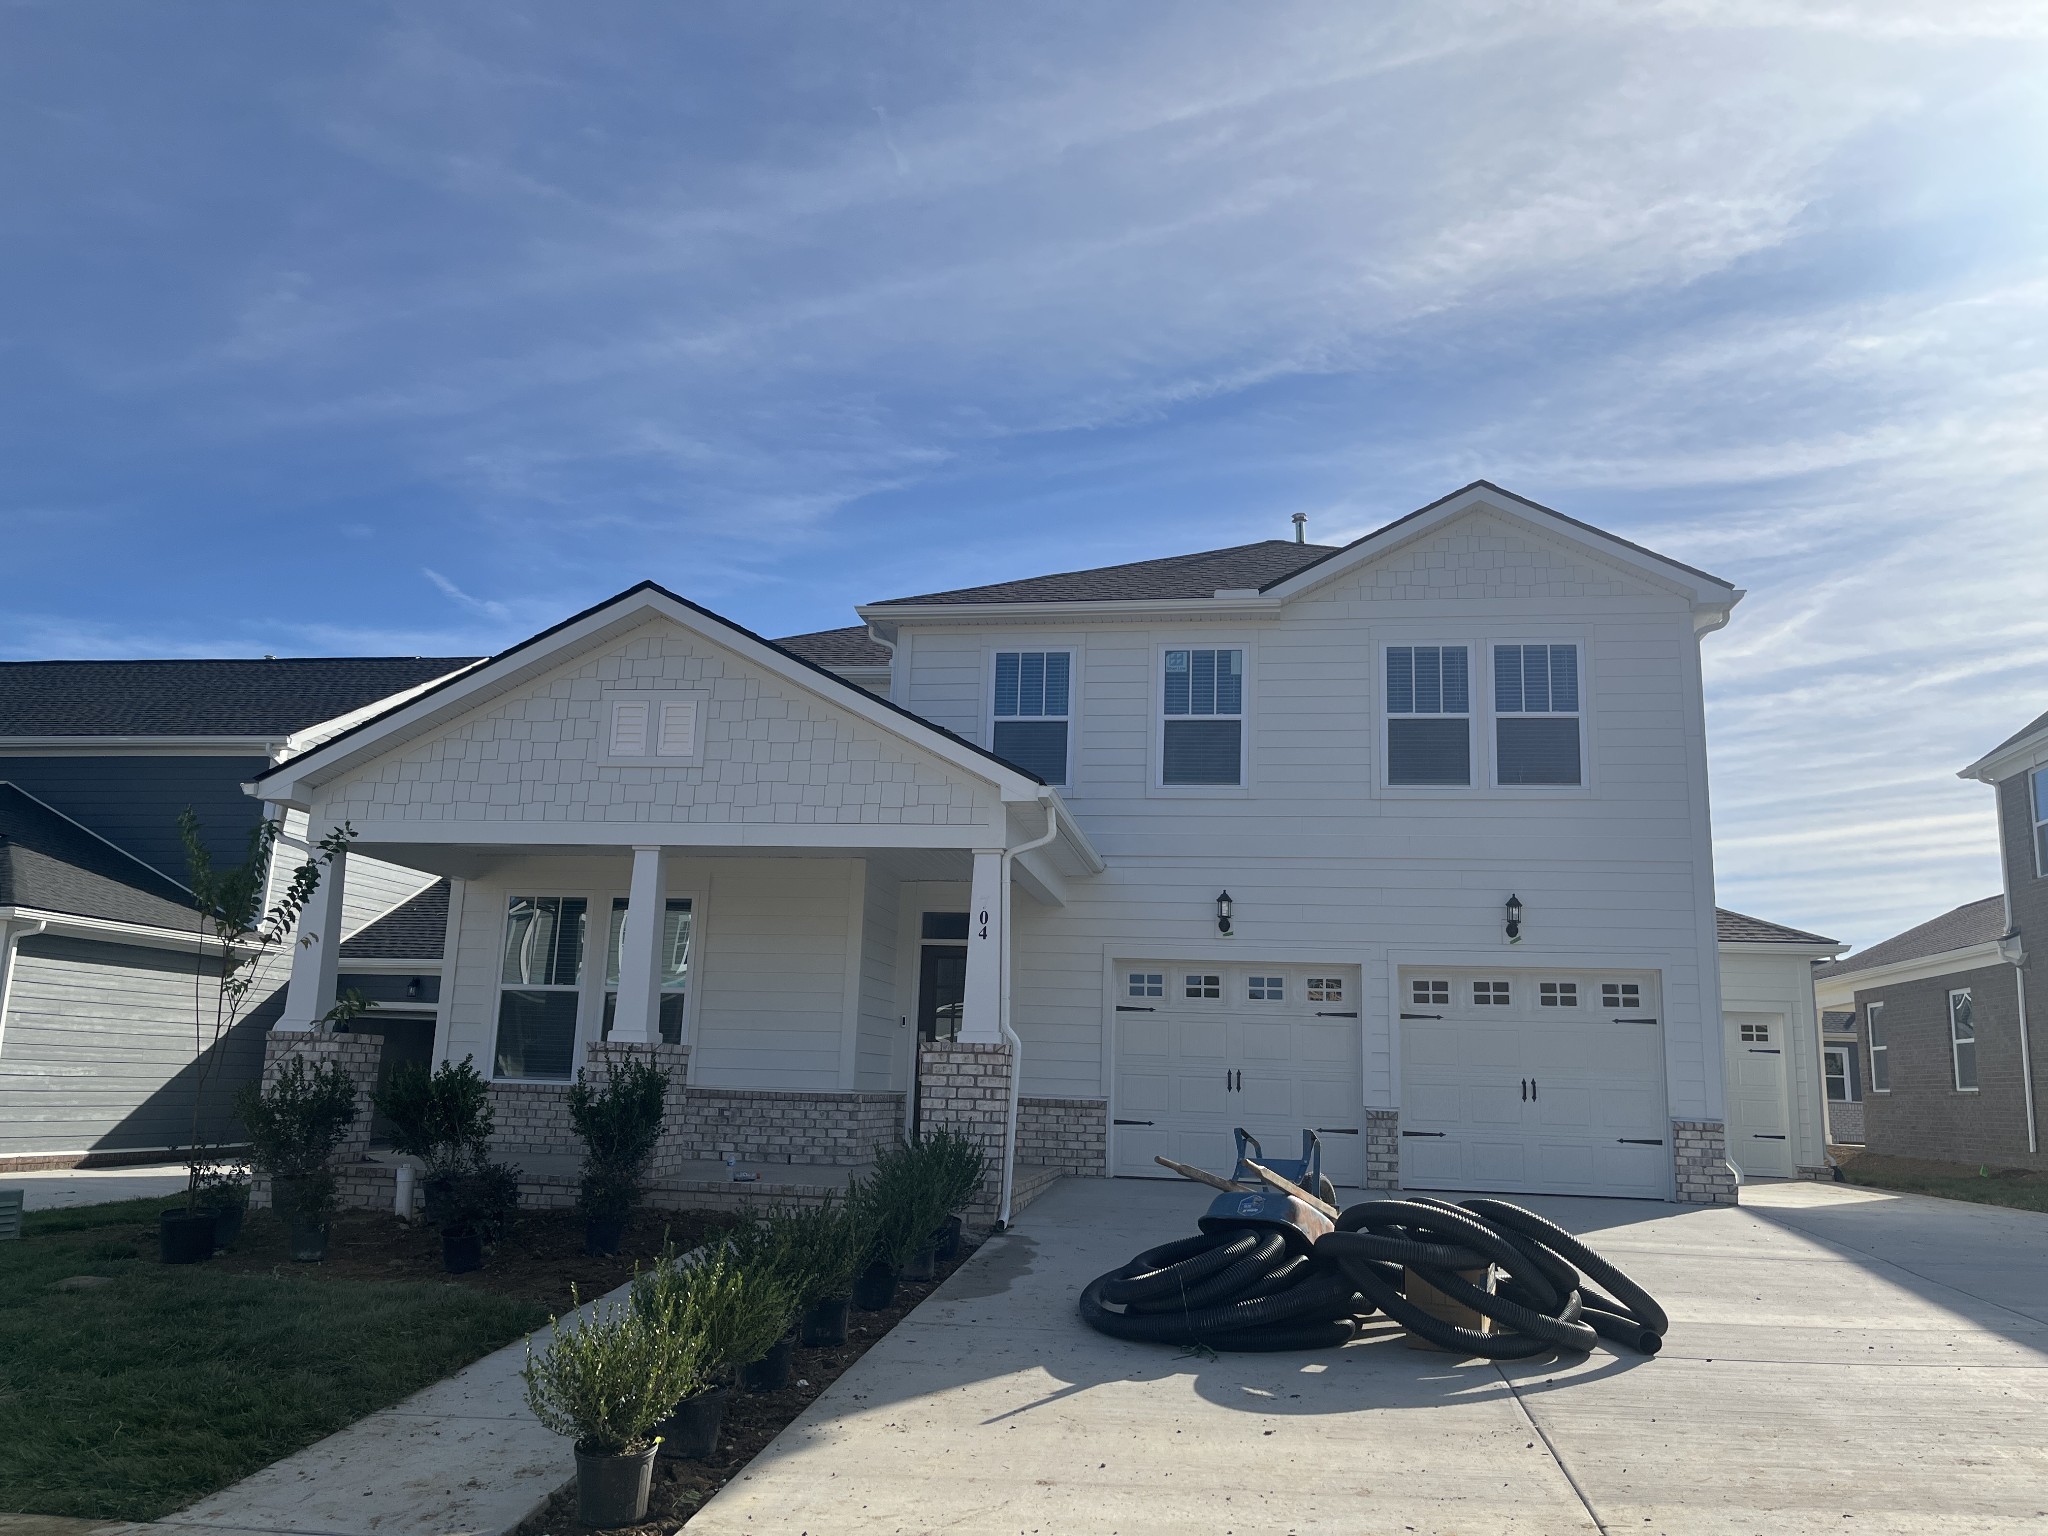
[{"x1": 1291, "y1": 513, "x2": 1307, "y2": 544}]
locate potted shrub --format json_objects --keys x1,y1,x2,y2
[
  {"x1": 568, "y1": 1056, "x2": 669, "y2": 1255},
  {"x1": 723, "y1": 1213, "x2": 806, "y2": 1391},
  {"x1": 164, "y1": 811, "x2": 354, "y2": 1266},
  {"x1": 237, "y1": 1053, "x2": 358, "y2": 1263},
  {"x1": 923, "y1": 1126, "x2": 988, "y2": 1262},
  {"x1": 438, "y1": 1158, "x2": 522, "y2": 1274},
  {"x1": 523, "y1": 1291, "x2": 699, "y2": 1528},
  {"x1": 634, "y1": 1246, "x2": 788, "y2": 1460},
  {"x1": 374, "y1": 1055, "x2": 494, "y2": 1223},
  {"x1": 853, "y1": 1144, "x2": 951, "y2": 1309},
  {"x1": 785, "y1": 1195, "x2": 869, "y2": 1347},
  {"x1": 193, "y1": 1161, "x2": 251, "y2": 1248}
]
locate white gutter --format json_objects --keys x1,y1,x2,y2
[
  {"x1": 996, "y1": 794, "x2": 1061, "y2": 1228},
  {"x1": 0, "y1": 917, "x2": 51, "y2": 1067},
  {"x1": 0, "y1": 906, "x2": 236, "y2": 956}
]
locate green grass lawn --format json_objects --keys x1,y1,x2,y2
[
  {"x1": 1837, "y1": 1151, "x2": 2048, "y2": 1214},
  {"x1": 0, "y1": 1196, "x2": 548, "y2": 1521}
]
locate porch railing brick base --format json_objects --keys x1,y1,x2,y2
[
  {"x1": 1673, "y1": 1118, "x2": 1738, "y2": 1204},
  {"x1": 916, "y1": 1039, "x2": 1013, "y2": 1232},
  {"x1": 1017, "y1": 1096, "x2": 1106, "y2": 1176},
  {"x1": 1364, "y1": 1108, "x2": 1400, "y2": 1190},
  {"x1": 250, "y1": 1031, "x2": 384, "y2": 1210}
]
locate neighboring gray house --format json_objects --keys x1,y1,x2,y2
[
  {"x1": 0, "y1": 657, "x2": 475, "y2": 1168},
  {"x1": 1819, "y1": 1009, "x2": 1862, "y2": 1144}
]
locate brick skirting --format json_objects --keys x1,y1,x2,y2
[
  {"x1": 1672, "y1": 1118, "x2": 1738, "y2": 1204},
  {"x1": 1365, "y1": 1108, "x2": 1400, "y2": 1190},
  {"x1": 917, "y1": 1040, "x2": 1012, "y2": 1231},
  {"x1": 1017, "y1": 1096, "x2": 1106, "y2": 1176},
  {"x1": 251, "y1": 1031, "x2": 385, "y2": 1209}
]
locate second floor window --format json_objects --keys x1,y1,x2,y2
[
  {"x1": 1162, "y1": 648, "x2": 1243, "y2": 786},
  {"x1": 1950, "y1": 989, "x2": 1977, "y2": 1091},
  {"x1": 992, "y1": 651, "x2": 1071, "y2": 785},
  {"x1": 1867, "y1": 1002, "x2": 1889, "y2": 1091},
  {"x1": 2033, "y1": 766, "x2": 2048, "y2": 878},
  {"x1": 1495, "y1": 644, "x2": 1582, "y2": 786},
  {"x1": 1386, "y1": 645, "x2": 1469, "y2": 785}
]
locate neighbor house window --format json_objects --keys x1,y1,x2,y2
[
  {"x1": 1824, "y1": 1046, "x2": 1859, "y2": 1103},
  {"x1": 1494, "y1": 644, "x2": 1582, "y2": 786},
  {"x1": 1867, "y1": 1002, "x2": 1889, "y2": 1092},
  {"x1": 1162, "y1": 648, "x2": 1244, "y2": 785},
  {"x1": 1950, "y1": 988, "x2": 1977, "y2": 1091},
  {"x1": 1386, "y1": 645, "x2": 1470, "y2": 785},
  {"x1": 2033, "y1": 766, "x2": 2048, "y2": 877},
  {"x1": 992, "y1": 650, "x2": 1072, "y2": 785},
  {"x1": 495, "y1": 896, "x2": 586, "y2": 1080},
  {"x1": 602, "y1": 896, "x2": 693, "y2": 1045}
]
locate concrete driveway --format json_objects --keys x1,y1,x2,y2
[{"x1": 693, "y1": 1177, "x2": 2048, "y2": 1535}]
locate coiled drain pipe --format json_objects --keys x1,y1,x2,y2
[{"x1": 1079, "y1": 1197, "x2": 1666, "y2": 1357}]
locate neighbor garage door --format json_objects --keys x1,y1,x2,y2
[
  {"x1": 1112, "y1": 963, "x2": 1364, "y2": 1187},
  {"x1": 1399, "y1": 967, "x2": 1669, "y2": 1199}
]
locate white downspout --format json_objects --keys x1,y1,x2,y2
[
  {"x1": 2017, "y1": 966, "x2": 2038, "y2": 1156},
  {"x1": 0, "y1": 918, "x2": 51, "y2": 1067},
  {"x1": 1994, "y1": 788, "x2": 2038, "y2": 1155},
  {"x1": 996, "y1": 794, "x2": 1060, "y2": 1227}
]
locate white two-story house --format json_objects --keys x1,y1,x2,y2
[{"x1": 250, "y1": 482, "x2": 1755, "y2": 1214}]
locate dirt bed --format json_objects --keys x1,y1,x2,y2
[{"x1": 514, "y1": 1244, "x2": 979, "y2": 1534}]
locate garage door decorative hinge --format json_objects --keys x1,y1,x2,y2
[
  {"x1": 1314, "y1": 1127, "x2": 1359, "y2": 1134},
  {"x1": 1115, "y1": 1005, "x2": 1156, "y2": 1012},
  {"x1": 1616, "y1": 1137, "x2": 1664, "y2": 1146},
  {"x1": 1113, "y1": 1119, "x2": 1155, "y2": 1126},
  {"x1": 1401, "y1": 1130, "x2": 1446, "y2": 1138},
  {"x1": 1614, "y1": 1016, "x2": 1658, "y2": 1025},
  {"x1": 1400, "y1": 1012, "x2": 1443, "y2": 1020},
  {"x1": 1316, "y1": 1010, "x2": 1359, "y2": 1018},
  {"x1": 1754, "y1": 1133, "x2": 1787, "y2": 1140}
]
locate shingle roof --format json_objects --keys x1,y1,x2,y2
[
  {"x1": 0, "y1": 783, "x2": 200, "y2": 932},
  {"x1": 1715, "y1": 908, "x2": 1841, "y2": 947},
  {"x1": 1821, "y1": 1010, "x2": 1856, "y2": 1033},
  {"x1": 1975, "y1": 702, "x2": 2048, "y2": 765},
  {"x1": 872, "y1": 541, "x2": 1341, "y2": 607},
  {"x1": 1813, "y1": 895, "x2": 2008, "y2": 980},
  {"x1": 340, "y1": 879, "x2": 448, "y2": 961},
  {"x1": 0, "y1": 657, "x2": 481, "y2": 739},
  {"x1": 774, "y1": 627, "x2": 891, "y2": 669}
]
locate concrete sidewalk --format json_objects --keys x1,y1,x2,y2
[
  {"x1": 4, "y1": 1167, "x2": 189, "y2": 1211},
  {"x1": 691, "y1": 1177, "x2": 2048, "y2": 1535}
]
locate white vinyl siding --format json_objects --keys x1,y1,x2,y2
[
  {"x1": 1385, "y1": 645, "x2": 1470, "y2": 786},
  {"x1": 1867, "y1": 1002, "x2": 1889, "y2": 1092},
  {"x1": 1160, "y1": 647, "x2": 1244, "y2": 786},
  {"x1": 1493, "y1": 643, "x2": 1583, "y2": 786},
  {"x1": 1949, "y1": 988, "x2": 1977, "y2": 1091},
  {"x1": 991, "y1": 650, "x2": 1072, "y2": 785}
]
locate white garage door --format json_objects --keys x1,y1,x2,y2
[
  {"x1": 1724, "y1": 1011, "x2": 1794, "y2": 1178},
  {"x1": 1399, "y1": 968, "x2": 1669, "y2": 1199},
  {"x1": 1112, "y1": 963, "x2": 1364, "y2": 1187}
]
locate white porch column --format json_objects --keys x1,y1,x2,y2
[
  {"x1": 611, "y1": 845, "x2": 667, "y2": 1045},
  {"x1": 277, "y1": 850, "x2": 347, "y2": 1032},
  {"x1": 959, "y1": 848, "x2": 1004, "y2": 1044}
]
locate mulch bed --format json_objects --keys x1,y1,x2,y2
[
  {"x1": 212, "y1": 1205, "x2": 740, "y2": 1313},
  {"x1": 513, "y1": 1245, "x2": 979, "y2": 1534}
]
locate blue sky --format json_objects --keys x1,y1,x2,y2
[{"x1": 4, "y1": 1, "x2": 2045, "y2": 949}]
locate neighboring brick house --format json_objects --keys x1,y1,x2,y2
[
  {"x1": 1813, "y1": 699, "x2": 2048, "y2": 1172},
  {"x1": 1819, "y1": 1009, "x2": 1863, "y2": 1144}
]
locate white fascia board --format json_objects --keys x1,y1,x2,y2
[
  {"x1": 1263, "y1": 485, "x2": 1743, "y2": 617},
  {"x1": 856, "y1": 595, "x2": 1284, "y2": 637},
  {"x1": 342, "y1": 820, "x2": 1008, "y2": 852},
  {"x1": 250, "y1": 586, "x2": 1047, "y2": 809},
  {"x1": 0, "y1": 736, "x2": 288, "y2": 756},
  {"x1": 280, "y1": 666, "x2": 485, "y2": 760},
  {"x1": 0, "y1": 905, "x2": 241, "y2": 955},
  {"x1": 1718, "y1": 940, "x2": 1850, "y2": 959},
  {"x1": 1958, "y1": 726, "x2": 2048, "y2": 784},
  {"x1": 333, "y1": 957, "x2": 444, "y2": 973},
  {"x1": 1812, "y1": 941, "x2": 2007, "y2": 1004}
]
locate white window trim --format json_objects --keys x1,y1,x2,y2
[
  {"x1": 1949, "y1": 987, "x2": 1978, "y2": 1093},
  {"x1": 1379, "y1": 639, "x2": 1475, "y2": 793},
  {"x1": 1823, "y1": 1045, "x2": 1858, "y2": 1103},
  {"x1": 491, "y1": 891, "x2": 594, "y2": 1084},
  {"x1": 986, "y1": 646, "x2": 1077, "y2": 788},
  {"x1": 1151, "y1": 642, "x2": 1251, "y2": 795},
  {"x1": 1867, "y1": 1001, "x2": 1889, "y2": 1093},
  {"x1": 2032, "y1": 765, "x2": 2048, "y2": 879},
  {"x1": 1487, "y1": 639, "x2": 1590, "y2": 793},
  {"x1": 602, "y1": 689, "x2": 709, "y2": 768}
]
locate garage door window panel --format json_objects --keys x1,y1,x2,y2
[
  {"x1": 1161, "y1": 648, "x2": 1244, "y2": 786},
  {"x1": 1493, "y1": 643, "x2": 1583, "y2": 787},
  {"x1": 1386, "y1": 645, "x2": 1470, "y2": 786}
]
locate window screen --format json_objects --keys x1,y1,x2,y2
[
  {"x1": 1386, "y1": 646, "x2": 1470, "y2": 785},
  {"x1": 1495, "y1": 644, "x2": 1582, "y2": 785},
  {"x1": 1162, "y1": 649, "x2": 1244, "y2": 785},
  {"x1": 992, "y1": 651, "x2": 1071, "y2": 784}
]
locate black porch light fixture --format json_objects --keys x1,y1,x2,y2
[
  {"x1": 1505, "y1": 894, "x2": 1524, "y2": 944},
  {"x1": 405, "y1": 976, "x2": 423, "y2": 1000},
  {"x1": 1216, "y1": 891, "x2": 1234, "y2": 937}
]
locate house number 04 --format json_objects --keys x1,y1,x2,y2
[{"x1": 977, "y1": 908, "x2": 991, "y2": 940}]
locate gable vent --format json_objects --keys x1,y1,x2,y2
[
  {"x1": 610, "y1": 699, "x2": 649, "y2": 756},
  {"x1": 657, "y1": 699, "x2": 698, "y2": 757}
]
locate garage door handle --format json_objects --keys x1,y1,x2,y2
[
  {"x1": 1115, "y1": 1005, "x2": 1155, "y2": 1013},
  {"x1": 1614, "y1": 1017, "x2": 1658, "y2": 1025},
  {"x1": 1400, "y1": 1012, "x2": 1442, "y2": 1020},
  {"x1": 1113, "y1": 1119, "x2": 1155, "y2": 1126},
  {"x1": 1617, "y1": 1137, "x2": 1664, "y2": 1146},
  {"x1": 1401, "y1": 1130, "x2": 1446, "y2": 1138},
  {"x1": 1316, "y1": 1010, "x2": 1359, "y2": 1018}
]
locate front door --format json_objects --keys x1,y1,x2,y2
[
  {"x1": 917, "y1": 944, "x2": 967, "y2": 1043},
  {"x1": 1724, "y1": 1011, "x2": 1793, "y2": 1177}
]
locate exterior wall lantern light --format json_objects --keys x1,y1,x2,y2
[
  {"x1": 1216, "y1": 891, "x2": 1234, "y2": 937},
  {"x1": 1505, "y1": 894, "x2": 1523, "y2": 944},
  {"x1": 405, "y1": 977, "x2": 423, "y2": 1000}
]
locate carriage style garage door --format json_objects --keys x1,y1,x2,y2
[
  {"x1": 1112, "y1": 963, "x2": 1365, "y2": 1187},
  {"x1": 1399, "y1": 967, "x2": 1669, "y2": 1199}
]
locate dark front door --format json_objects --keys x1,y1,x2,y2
[{"x1": 917, "y1": 944, "x2": 967, "y2": 1043}]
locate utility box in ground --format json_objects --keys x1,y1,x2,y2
[
  {"x1": 1402, "y1": 1265, "x2": 1493, "y2": 1350},
  {"x1": 0, "y1": 1189, "x2": 22, "y2": 1241}
]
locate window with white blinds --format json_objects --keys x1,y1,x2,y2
[
  {"x1": 1494, "y1": 643, "x2": 1582, "y2": 786},
  {"x1": 1386, "y1": 645, "x2": 1470, "y2": 785}
]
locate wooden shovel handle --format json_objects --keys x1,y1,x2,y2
[
  {"x1": 1243, "y1": 1158, "x2": 1341, "y2": 1220},
  {"x1": 1152, "y1": 1155, "x2": 1250, "y2": 1194}
]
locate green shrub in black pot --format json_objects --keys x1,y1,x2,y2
[
  {"x1": 722, "y1": 1214, "x2": 807, "y2": 1390},
  {"x1": 523, "y1": 1290, "x2": 700, "y2": 1527},
  {"x1": 438, "y1": 1159, "x2": 522, "y2": 1274},
  {"x1": 852, "y1": 1145, "x2": 951, "y2": 1309},
  {"x1": 921, "y1": 1125, "x2": 989, "y2": 1261},
  {"x1": 634, "y1": 1247, "x2": 788, "y2": 1459},
  {"x1": 784, "y1": 1195, "x2": 870, "y2": 1346},
  {"x1": 237, "y1": 1054, "x2": 358, "y2": 1263},
  {"x1": 374, "y1": 1055, "x2": 495, "y2": 1223},
  {"x1": 193, "y1": 1161, "x2": 251, "y2": 1248},
  {"x1": 568, "y1": 1056, "x2": 669, "y2": 1255}
]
